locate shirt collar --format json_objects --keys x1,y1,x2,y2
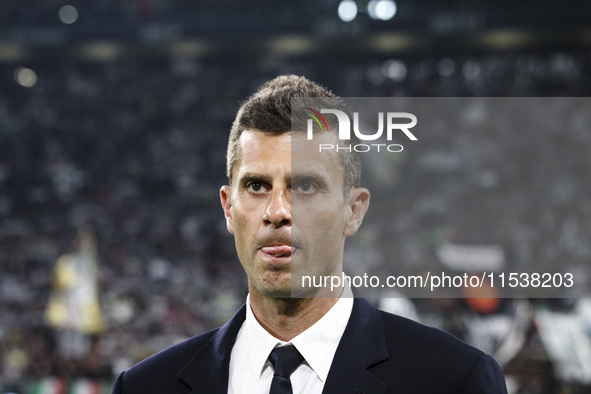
[
  {"x1": 244, "y1": 290, "x2": 354, "y2": 382},
  {"x1": 244, "y1": 294, "x2": 285, "y2": 379}
]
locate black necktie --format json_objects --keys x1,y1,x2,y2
[{"x1": 268, "y1": 345, "x2": 305, "y2": 394}]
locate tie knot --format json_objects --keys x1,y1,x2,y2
[{"x1": 268, "y1": 345, "x2": 304, "y2": 378}]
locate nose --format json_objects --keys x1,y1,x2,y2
[{"x1": 263, "y1": 189, "x2": 291, "y2": 228}]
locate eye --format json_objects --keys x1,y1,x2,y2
[
  {"x1": 246, "y1": 181, "x2": 268, "y2": 194},
  {"x1": 294, "y1": 181, "x2": 317, "y2": 194}
]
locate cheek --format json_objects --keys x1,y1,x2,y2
[
  {"x1": 229, "y1": 201, "x2": 250, "y2": 232},
  {"x1": 233, "y1": 210, "x2": 250, "y2": 229},
  {"x1": 232, "y1": 211, "x2": 255, "y2": 245},
  {"x1": 304, "y1": 208, "x2": 346, "y2": 240}
]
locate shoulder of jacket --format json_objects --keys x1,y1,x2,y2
[{"x1": 124, "y1": 327, "x2": 220, "y2": 377}]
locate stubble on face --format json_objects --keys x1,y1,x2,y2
[{"x1": 223, "y1": 130, "x2": 354, "y2": 301}]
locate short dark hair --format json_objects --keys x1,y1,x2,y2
[{"x1": 226, "y1": 75, "x2": 361, "y2": 192}]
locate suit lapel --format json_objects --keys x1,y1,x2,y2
[
  {"x1": 177, "y1": 304, "x2": 247, "y2": 393},
  {"x1": 175, "y1": 299, "x2": 389, "y2": 393},
  {"x1": 323, "y1": 298, "x2": 389, "y2": 394}
]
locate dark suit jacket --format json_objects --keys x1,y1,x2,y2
[{"x1": 112, "y1": 298, "x2": 507, "y2": 393}]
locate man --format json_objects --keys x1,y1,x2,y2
[{"x1": 112, "y1": 75, "x2": 508, "y2": 393}]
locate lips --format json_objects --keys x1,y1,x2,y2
[{"x1": 260, "y1": 245, "x2": 295, "y2": 257}]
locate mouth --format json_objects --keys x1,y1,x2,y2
[{"x1": 260, "y1": 245, "x2": 296, "y2": 259}]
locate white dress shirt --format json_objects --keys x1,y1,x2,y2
[{"x1": 228, "y1": 293, "x2": 354, "y2": 394}]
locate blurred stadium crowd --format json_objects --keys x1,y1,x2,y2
[
  {"x1": 1, "y1": 4, "x2": 591, "y2": 391},
  {"x1": 1, "y1": 53, "x2": 590, "y2": 393}
]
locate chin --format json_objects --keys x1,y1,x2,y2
[{"x1": 260, "y1": 286, "x2": 293, "y2": 299}]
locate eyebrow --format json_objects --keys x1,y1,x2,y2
[
  {"x1": 237, "y1": 172, "x2": 276, "y2": 186},
  {"x1": 292, "y1": 171, "x2": 329, "y2": 188},
  {"x1": 236, "y1": 170, "x2": 329, "y2": 189}
]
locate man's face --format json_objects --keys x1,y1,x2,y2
[{"x1": 220, "y1": 130, "x2": 369, "y2": 299}]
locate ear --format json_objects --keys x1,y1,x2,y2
[
  {"x1": 344, "y1": 187, "x2": 370, "y2": 237},
  {"x1": 220, "y1": 185, "x2": 234, "y2": 234}
]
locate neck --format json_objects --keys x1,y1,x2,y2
[{"x1": 248, "y1": 289, "x2": 341, "y2": 342}]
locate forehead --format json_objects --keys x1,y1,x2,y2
[
  {"x1": 235, "y1": 130, "x2": 291, "y2": 176},
  {"x1": 234, "y1": 130, "x2": 343, "y2": 184}
]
